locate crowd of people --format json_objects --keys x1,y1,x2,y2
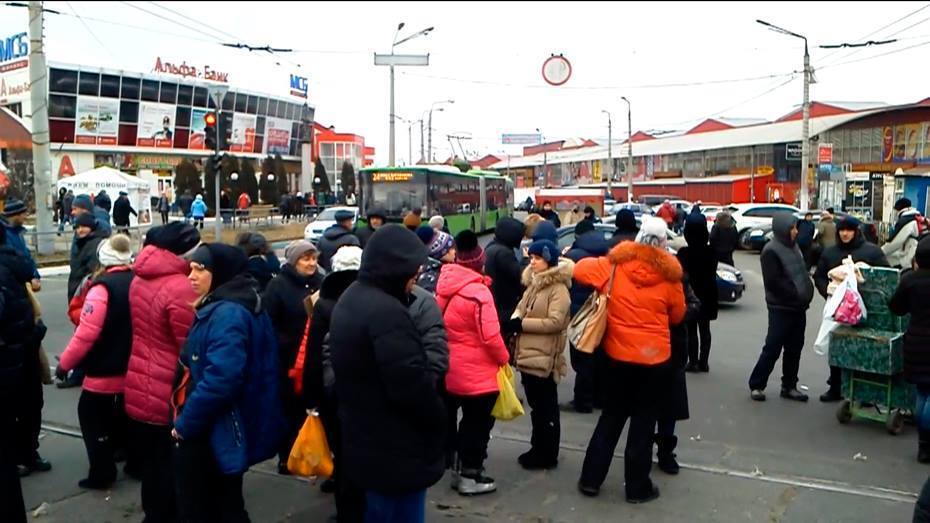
[{"x1": 4, "y1": 191, "x2": 930, "y2": 521}]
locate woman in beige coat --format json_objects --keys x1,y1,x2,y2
[{"x1": 507, "y1": 239, "x2": 573, "y2": 470}]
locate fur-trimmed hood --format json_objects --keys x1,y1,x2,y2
[
  {"x1": 521, "y1": 257, "x2": 574, "y2": 290},
  {"x1": 607, "y1": 242, "x2": 682, "y2": 287}
]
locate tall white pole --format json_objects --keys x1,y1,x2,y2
[
  {"x1": 605, "y1": 112, "x2": 613, "y2": 196},
  {"x1": 428, "y1": 108, "x2": 433, "y2": 163},
  {"x1": 389, "y1": 65, "x2": 396, "y2": 166},
  {"x1": 622, "y1": 97, "x2": 633, "y2": 202},
  {"x1": 800, "y1": 43, "x2": 811, "y2": 210},
  {"x1": 28, "y1": 1, "x2": 54, "y2": 255}
]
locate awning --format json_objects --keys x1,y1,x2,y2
[{"x1": 0, "y1": 107, "x2": 31, "y2": 149}]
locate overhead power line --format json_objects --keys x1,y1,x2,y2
[
  {"x1": 820, "y1": 36, "x2": 930, "y2": 70},
  {"x1": 818, "y1": 2, "x2": 930, "y2": 66}
]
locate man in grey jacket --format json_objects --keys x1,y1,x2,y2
[
  {"x1": 748, "y1": 212, "x2": 815, "y2": 403},
  {"x1": 409, "y1": 285, "x2": 449, "y2": 385}
]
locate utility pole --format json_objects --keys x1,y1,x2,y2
[
  {"x1": 621, "y1": 97, "x2": 633, "y2": 202},
  {"x1": 419, "y1": 117, "x2": 425, "y2": 163},
  {"x1": 427, "y1": 99, "x2": 453, "y2": 163},
  {"x1": 28, "y1": 1, "x2": 54, "y2": 255},
  {"x1": 801, "y1": 42, "x2": 811, "y2": 210},
  {"x1": 207, "y1": 85, "x2": 228, "y2": 241},
  {"x1": 602, "y1": 110, "x2": 612, "y2": 197}
]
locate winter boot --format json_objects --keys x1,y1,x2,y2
[
  {"x1": 819, "y1": 387, "x2": 842, "y2": 402},
  {"x1": 518, "y1": 450, "x2": 558, "y2": 470},
  {"x1": 456, "y1": 468, "x2": 497, "y2": 496},
  {"x1": 655, "y1": 434, "x2": 680, "y2": 475},
  {"x1": 919, "y1": 431, "x2": 930, "y2": 464},
  {"x1": 780, "y1": 387, "x2": 809, "y2": 402}
]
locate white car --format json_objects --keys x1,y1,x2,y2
[
  {"x1": 651, "y1": 199, "x2": 692, "y2": 215},
  {"x1": 304, "y1": 206, "x2": 359, "y2": 243},
  {"x1": 722, "y1": 203, "x2": 801, "y2": 248}
]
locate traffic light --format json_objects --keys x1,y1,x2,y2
[
  {"x1": 204, "y1": 112, "x2": 218, "y2": 150},
  {"x1": 209, "y1": 154, "x2": 223, "y2": 173}
]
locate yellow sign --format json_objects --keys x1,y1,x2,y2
[
  {"x1": 372, "y1": 172, "x2": 413, "y2": 182},
  {"x1": 592, "y1": 161, "x2": 602, "y2": 183},
  {"x1": 756, "y1": 166, "x2": 774, "y2": 176}
]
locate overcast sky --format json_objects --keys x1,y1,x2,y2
[{"x1": 2, "y1": 1, "x2": 929, "y2": 164}]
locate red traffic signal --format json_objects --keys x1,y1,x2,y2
[{"x1": 204, "y1": 112, "x2": 217, "y2": 127}]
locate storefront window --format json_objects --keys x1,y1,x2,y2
[
  {"x1": 119, "y1": 101, "x2": 139, "y2": 123},
  {"x1": 100, "y1": 74, "x2": 120, "y2": 98},
  {"x1": 177, "y1": 84, "x2": 193, "y2": 106},
  {"x1": 141, "y1": 80, "x2": 159, "y2": 102},
  {"x1": 78, "y1": 72, "x2": 99, "y2": 96},
  {"x1": 48, "y1": 94, "x2": 76, "y2": 119},
  {"x1": 49, "y1": 68, "x2": 77, "y2": 94}
]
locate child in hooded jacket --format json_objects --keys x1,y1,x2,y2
[{"x1": 436, "y1": 231, "x2": 509, "y2": 496}]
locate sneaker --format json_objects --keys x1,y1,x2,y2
[
  {"x1": 750, "y1": 389, "x2": 766, "y2": 402},
  {"x1": 577, "y1": 481, "x2": 600, "y2": 497},
  {"x1": 819, "y1": 389, "x2": 842, "y2": 402},
  {"x1": 780, "y1": 388, "x2": 809, "y2": 402},
  {"x1": 657, "y1": 453, "x2": 680, "y2": 475},
  {"x1": 456, "y1": 469, "x2": 496, "y2": 496},
  {"x1": 626, "y1": 485, "x2": 660, "y2": 504},
  {"x1": 518, "y1": 450, "x2": 558, "y2": 471}
]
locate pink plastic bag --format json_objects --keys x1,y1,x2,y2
[{"x1": 834, "y1": 287, "x2": 864, "y2": 325}]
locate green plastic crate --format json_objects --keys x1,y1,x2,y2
[
  {"x1": 829, "y1": 327, "x2": 904, "y2": 375},
  {"x1": 859, "y1": 267, "x2": 908, "y2": 332}
]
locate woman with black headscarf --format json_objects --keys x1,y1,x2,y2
[{"x1": 610, "y1": 209, "x2": 640, "y2": 247}]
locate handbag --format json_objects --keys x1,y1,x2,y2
[
  {"x1": 491, "y1": 365, "x2": 524, "y2": 421},
  {"x1": 287, "y1": 411, "x2": 334, "y2": 478},
  {"x1": 567, "y1": 264, "x2": 617, "y2": 354}
]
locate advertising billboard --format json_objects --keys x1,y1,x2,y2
[
  {"x1": 75, "y1": 97, "x2": 119, "y2": 145},
  {"x1": 228, "y1": 113, "x2": 256, "y2": 152},
  {"x1": 0, "y1": 31, "x2": 29, "y2": 105},
  {"x1": 264, "y1": 116, "x2": 291, "y2": 155},
  {"x1": 188, "y1": 108, "x2": 208, "y2": 149},
  {"x1": 136, "y1": 102, "x2": 176, "y2": 148}
]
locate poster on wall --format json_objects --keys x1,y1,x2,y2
[
  {"x1": 882, "y1": 126, "x2": 893, "y2": 163},
  {"x1": 136, "y1": 102, "x2": 176, "y2": 148},
  {"x1": 188, "y1": 108, "x2": 208, "y2": 149},
  {"x1": 264, "y1": 116, "x2": 291, "y2": 155},
  {"x1": 922, "y1": 123, "x2": 930, "y2": 164},
  {"x1": 75, "y1": 97, "x2": 119, "y2": 145},
  {"x1": 229, "y1": 113, "x2": 257, "y2": 152},
  {"x1": 905, "y1": 124, "x2": 921, "y2": 160}
]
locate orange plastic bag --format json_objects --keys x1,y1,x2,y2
[{"x1": 287, "y1": 411, "x2": 334, "y2": 479}]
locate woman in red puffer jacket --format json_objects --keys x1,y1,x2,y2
[
  {"x1": 123, "y1": 223, "x2": 200, "y2": 523},
  {"x1": 435, "y1": 230, "x2": 509, "y2": 497}
]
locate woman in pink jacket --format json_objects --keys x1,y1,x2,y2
[
  {"x1": 436, "y1": 230, "x2": 509, "y2": 496},
  {"x1": 56, "y1": 234, "x2": 134, "y2": 490},
  {"x1": 123, "y1": 223, "x2": 200, "y2": 521}
]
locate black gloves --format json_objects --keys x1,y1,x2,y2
[
  {"x1": 54, "y1": 365, "x2": 68, "y2": 381},
  {"x1": 506, "y1": 317, "x2": 523, "y2": 335}
]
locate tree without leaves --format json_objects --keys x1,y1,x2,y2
[
  {"x1": 259, "y1": 155, "x2": 279, "y2": 205},
  {"x1": 274, "y1": 154, "x2": 289, "y2": 196},
  {"x1": 313, "y1": 161, "x2": 331, "y2": 195},
  {"x1": 340, "y1": 161, "x2": 356, "y2": 201},
  {"x1": 174, "y1": 159, "x2": 202, "y2": 198},
  {"x1": 238, "y1": 158, "x2": 259, "y2": 203}
]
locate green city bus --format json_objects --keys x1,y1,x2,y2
[{"x1": 358, "y1": 165, "x2": 514, "y2": 235}]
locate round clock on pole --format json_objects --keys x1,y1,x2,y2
[{"x1": 542, "y1": 54, "x2": 572, "y2": 86}]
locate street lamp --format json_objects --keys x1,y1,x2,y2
[
  {"x1": 758, "y1": 19, "x2": 811, "y2": 210},
  {"x1": 535, "y1": 127, "x2": 547, "y2": 188},
  {"x1": 396, "y1": 115, "x2": 418, "y2": 166},
  {"x1": 428, "y1": 99, "x2": 454, "y2": 163},
  {"x1": 601, "y1": 110, "x2": 613, "y2": 197},
  {"x1": 620, "y1": 96, "x2": 633, "y2": 202},
  {"x1": 375, "y1": 23, "x2": 433, "y2": 167}
]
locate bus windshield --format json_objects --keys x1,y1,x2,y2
[{"x1": 362, "y1": 171, "x2": 427, "y2": 217}]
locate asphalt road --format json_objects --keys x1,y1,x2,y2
[{"x1": 22, "y1": 248, "x2": 927, "y2": 522}]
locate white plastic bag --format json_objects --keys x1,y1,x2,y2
[{"x1": 813, "y1": 262, "x2": 864, "y2": 355}]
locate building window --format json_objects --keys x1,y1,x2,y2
[
  {"x1": 176, "y1": 106, "x2": 191, "y2": 128},
  {"x1": 160, "y1": 82, "x2": 177, "y2": 104},
  {"x1": 222, "y1": 92, "x2": 234, "y2": 111},
  {"x1": 234, "y1": 92, "x2": 247, "y2": 113},
  {"x1": 100, "y1": 74, "x2": 120, "y2": 98},
  {"x1": 78, "y1": 72, "x2": 100, "y2": 96},
  {"x1": 141, "y1": 79, "x2": 159, "y2": 102},
  {"x1": 257, "y1": 97, "x2": 268, "y2": 115},
  {"x1": 246, "y1": 95, "x2": 257, "y2": 114},
  {"x1": 121, "y1": 77, "x2": 140, "y2": 99},
  {"x1": 119, "y1": 100, "x2": 139, "y2": 123},
  {"x1": 49, "y1": 68, "x2": 77, "y2": 94},
  {"x1": 267, "y1": 99, "x2": 278, "y2": 118},
  {"x1": 118, "y1": 124, "x2": 136, "y2": 146},
  {"x1": 193, "y1": 86, "x2": 208, "y2": 107},
  {"x1": 256, "y1": 116, "x2": 266, "y2": 135},
  {"x1": 321, "y1": 143, "x2": 334, "y2": 157},
  {"x1": 48, "y1": 94, "x2": 77, "y2": 119},
  {"x1": 49, "y1": 119, "x2": 75, "y2": 143},
  {"x1": 177, "y1": 84, "x2": 193, "y2": 106}
]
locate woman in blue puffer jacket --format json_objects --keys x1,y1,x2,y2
[{"x1": 171, "y1": 243, "x2": 284, "y2": 522}]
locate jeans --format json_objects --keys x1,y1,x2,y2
[
  {"x1": 687, "y1": 319, "x2": 712, "y2": 366},
  {"x1": 520, "y1": 373, "x2": 560, "y2": 461},
  {"x1": 570, "y1": 346, "x2": 595, "y2": 410},
  {"x1": 173, "y1": 437, "x2": 249, "y2": 523},
  {"x1": 748, "y1": 308, "x2": 807, "y2": 391},
  {"x1": 365, "y1": 490, "x2": 425, "y2": 523},
  {"x1": 445, "y1": 393, "x2": 498, "y2": 470},
  {"x1": 916, "y1": 387, "x2": 930, "y2": 432},
  {"x1": 129, "y1": 420, "x2": 177, "y2": 523},
  {"x1": 77, "y1": 391, "x2": 123, "y2": 484}
]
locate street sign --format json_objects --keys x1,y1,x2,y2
[
  {"x1": 786, "y1": 142, "x2": 802, "y2": 161},
  {"x1": 501, "y1": 133, "x2": 542, "y2": 145},
  {"x1": 374, "y1": 53, "x2": 429, "y2": 66},
  {"x1": 542, "y1": 54, "x2": 572, "y2": 86},
  {"x1": 818, "y1": 143, "x2": 833, "y2": 165}
]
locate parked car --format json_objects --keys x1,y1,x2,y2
[
  {"x1": 719, "y1": 203, "x2": 801, "y2": 250},
  {"x1": 743, "y1": 210, "x2": 878, "y2": 251},
  {"x1": 607, "y1": 202, "x2": 654, "y2": 217},
  {"x1": 638, "y1": 194, "x2": 680, "y2": 207},
  {"x1": 651, "y1": 199, "x2": 693, "y2": 215},
  {"x1": 556, "y1": 223, "x2": 744, "y2": 303},
  {"x1": 303, "y1": 206, "x2": 359, "y2": 243}
]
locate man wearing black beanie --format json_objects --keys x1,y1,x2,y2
[{"x1": 330, "y1": 224, "x2": 446, "y2": 520}]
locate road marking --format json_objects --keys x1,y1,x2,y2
[{"x1": 41, "y1": 422, "x2": 918, "y2": 504}]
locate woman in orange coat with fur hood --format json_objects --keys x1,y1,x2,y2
[{"x1": 573, "y1": 216, "x2": 686, "y2": 504}]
